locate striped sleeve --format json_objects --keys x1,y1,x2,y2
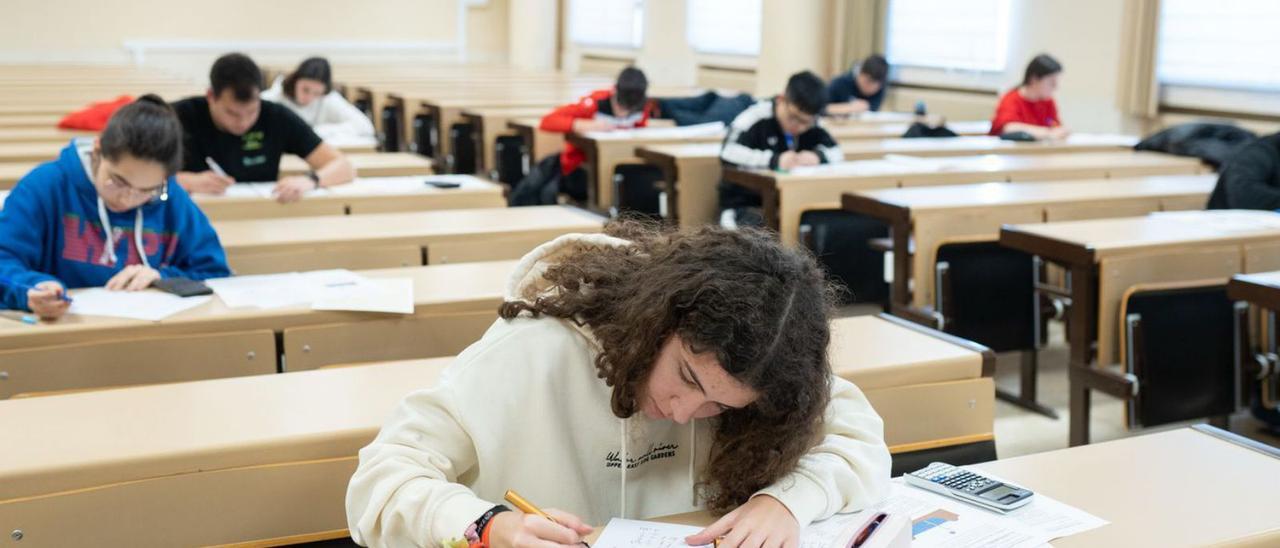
[{"x1": 720, "y1": 100, "x2": 778, "y2": 169}]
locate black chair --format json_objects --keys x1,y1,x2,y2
[
  {"x1": 410, "y1": 113, "x2": 433, "y2": 157},
  {"x1": 934, "y1": 241, "x2": 1052, "y2": 417},
  {"x1": 380, "y1": 106, "x2": 401, "y2": 153},
  {"x1": 611, "y1": 164, "x2": 664, "y2": 220},
  {"x1": 448, "y1": 123, "x2": 476, "y2": 174},
  {"x1": 1122, "y1": 283, "x2": 1242, "y2": 428},
  {"x1": 493, "y1": 135, "x2": 527, "y2": 185},
  {"x1": 798, "y1": 210, "x2": 889, "y2": 305}
]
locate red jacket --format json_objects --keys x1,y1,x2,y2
[
  {"x1": 989, "y1": 88, "x2": 1060, "y2": 136},
  {"x1": 540, "y1": 89, "x2": 653, "y2": 175},
  {"x1": 58, "y1": 95, "x2": 134, "y2": 131}
]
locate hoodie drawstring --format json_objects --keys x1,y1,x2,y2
[
  {"x1": 619, "y1": 418, "x2": 628, "y2": 519},
  {"x1": 95, "y1": 196, "x2": 149, "y2": 269},
  {"x1": 689, "y1": 420, "x2": 698, "y2": 507}
]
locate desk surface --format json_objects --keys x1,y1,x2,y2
[
  {"x1": 829, "y1": 315, "x2": 989, "y2": 389},
  {"x1": 848, "y1": 175, "x2": 1215, "y2": 212},
  {"x1": 0, "y1": 127, "x2": 94, "y2": 143},
  {"x1": 213, "y1": 205, "x2": 602, "y2": 252},
  {"x1": 614, "y1": 426, "x2": 1280, "y2": 547},
  {"x1": 191, "y1": 175, "x2": 505, "y2": 220},
  {"x1": 0, "y1": 260, "x2": 516, "y2": 351},
  {"x1": 0, "y1": 313, "x2": 988, "y2": 500},
  {"x1": 1002, "y1": 210, "x2": 1280, "y2": 262}
]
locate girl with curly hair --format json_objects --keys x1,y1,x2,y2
[{"x1": 346, "y1": 222, "x2": 890, "y2": 548}]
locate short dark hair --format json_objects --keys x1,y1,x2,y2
[
  {"x1": 858, "y1": 54, "x2": 889, "y2": 83},
  {"x1": 283, "y1": 57, "x2": 333, "y2": 101},
  {"x1": 784, "y1": 71, "x2": 828, "y2": 116},
  {"x1": 210, "y1": 52, "x2": 263, "y2": 103},
  {"x1": 1022, "y1": 54, "x2": 1062, "y2": 86},
  {"x1": 99, "y1": 94, "x2": 184, "y2": 176},
  {"x1": 614, "y1": 66, "x2": 648, "y2": 112}
]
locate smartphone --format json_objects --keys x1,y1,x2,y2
[
  {"x1": 425, "y1": 179, "x2": 462, "y2": 189},
  {"x1": 153, "y1": 277, "x2": 213, "y2": 297}
]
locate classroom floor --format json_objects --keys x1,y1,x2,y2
[{"x1": 838, "y1": 304, "x2": 1280, "y2": 458}]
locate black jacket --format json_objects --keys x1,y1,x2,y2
[
  {"x1": 717, "y1": 99, "x2": 843, "y2": 210},
  {"x1": 1207, "y1": 132, "x2": 1280, "y2": 210}
]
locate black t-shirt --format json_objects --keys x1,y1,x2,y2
[{"x1": 173, "y1": 97, "x2": 323, "y2": 182}]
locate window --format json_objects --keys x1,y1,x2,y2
[
  {"x1": 1157, "y1": 0, "x2": 1280, "y2": 91},
  {"x1": 885, "y1": 0, "x2": 1011, "y2": 72},
  {"x1": 568, "y1": 0, "x2": 644, "y2": 50},
  {"x1": 687, "y1": 0, "x2": 762, "y2": 56}
]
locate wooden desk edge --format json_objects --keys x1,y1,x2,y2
[
  {"x1": 1190, "y1": 423, "x2": 1280, "y2": 460},
  {"x1": 998, "y1": 225, "x2": 1097, "y2": 266},
  {"x1": 722, "y1": 167, "x2": 777, "y2": 194},
  {"x1": 1227, "y1": 276, "x2": 1280, "y2": 312},
  {"x1": 874, "y1": 313, "x2": 997, "y2": 377}
]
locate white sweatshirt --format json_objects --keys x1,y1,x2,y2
[
  {"x1": 262, "y1": 75, "x2": 375, "y2": 141},
  {"x1": 345, "y1": 233, "x2": 892, "y2": 548}
]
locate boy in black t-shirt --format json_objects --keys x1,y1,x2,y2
[
  {"x1": 826, "y1": 54, "x2": 889, "y2": 116},
  {"x1": 174, "y1": 53, "x2": 355, "y2": 203}
]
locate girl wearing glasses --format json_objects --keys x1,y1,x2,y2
[{"x1": 0, "y1": 94, "x2": 230, "y2": 320}]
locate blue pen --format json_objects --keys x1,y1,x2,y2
[
  {"x1": 0, "y1": 277, "x2": 73, "y2": 303},
  {"x1": 784, "y1": 133, "x2": 795, "y2": 150}
]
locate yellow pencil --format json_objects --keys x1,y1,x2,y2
[{"x1": 504, "y1": 489, "x2": 590, "y2": 547}]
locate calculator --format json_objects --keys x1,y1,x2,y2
[{"x1": 905, "y1": 462, "x2": 1034, "y2": 513}]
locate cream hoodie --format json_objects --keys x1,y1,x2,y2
[
  {"x1": 262, "y1": 75, "x2": 376, "y2": 141},
  {"x1": 345, "y1": 234, "x2": 891, "y2": 547}
]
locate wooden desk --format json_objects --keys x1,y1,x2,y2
[
  {"x1": 0, "y1": 127, "x2": 93, "y2": 144},
  {"x1": 278, "y1": 151, "x2": 433, "y2": 179},
  {"x1": 508, "y1": 116, "x2": 565, "y2": 172},
  {"x1": 0, "y1": 113, "x2": 61, "y2": 129},
  {"x1": 637, "y1": 136, "x2": 1148, "y2": 227},
  {"x1": 0, "y1": 151, "x2": 434, "y2": 190},
  {"x1": 0, "y1": 313, "x2": 993, "y2": 546},
  {"x1": 0, "y1": 260, "x2": 514, "y2": 354},
  {"x1": 842, "y1": 175, "x2": 1216, "y2": 315},
  {"x1": 618, "y1": 426, "x2": 1280, "y2": 548},
  {"x1": 461, "y1": 106, "x2": 561, "y2": 175},
  {"x1": 192, "y1": 175, "x2": 504, "y2": 221},
  {"x1": 0, "y1": 137, "x2": 373, "y2": 162},
  {"x1": 725, "y1": 151, "x2": 1206, "y2": 245},
  {"x1": 1000, "y1": 210, "x2": 1280, "y2": 445},
  {"x1": 213, "y1": 205, "x2": 604, "y2": 274}
]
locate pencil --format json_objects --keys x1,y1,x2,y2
[{"x1": 503, "y1": 490, "x2": 590, "y2": 547}]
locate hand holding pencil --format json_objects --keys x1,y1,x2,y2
[{"x1": 488, "y1": 489, "x2": 593, "y2": 547}]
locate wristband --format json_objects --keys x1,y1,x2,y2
[
  {"x1": 307, "y1": 171, "x2": 321, "y2": 189},
  {"x1": 465, "y1": 504, "x2": 510, "y2": 546}
]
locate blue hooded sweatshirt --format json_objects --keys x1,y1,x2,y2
[{"x1": 0, "y1": 138, "x2": 230, "y2": 311}]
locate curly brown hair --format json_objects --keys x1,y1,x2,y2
[{"x1": 499, "y1": 220, "x2": 835, "y2": 513}]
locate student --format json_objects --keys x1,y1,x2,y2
[
  {"x1": 718, "y1": 71, "x2": 843, "y2": 228},
  {"x1": 1207, "y1": 133, "x2": 1280, "y2": 210},
  {"x1": 173, "y1": 53, "x2": 355, "y2": 204},
  {"x1": 825, "y1": 54, "x2": 889, "y2": 116},
  {"x1": 990, "y1": 54, "x2": 1069, "y2": 140},
  {"x1": 346, "y1": 222, "x2": 890, "y2": 548},
  {"x1": 0, "y1": 95, "x2": 230, "y2": 320},
  {"x1": 261, "y1": 57, "x2": 376, "y2": 142},
  {"x1": 535, "y1": 66, "x2": 652, "y2": 202}
]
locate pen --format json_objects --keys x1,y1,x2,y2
[
  {"x1": 0, "y1": 277, "x2": 73, "y2": 303},
  {"x1": 504, "y1": 490, "x2": 590, "y2": 547},
  {"x1": 849, "y1": 512, "x2": 887, "y2": 548},
  {"x1": 205, "y1": 156, "x2": 228, "y2": 177}
]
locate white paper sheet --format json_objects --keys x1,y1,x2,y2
[
  {"x1": 68, "y1": 289, "x2": 211, "y2": 321},
  {"x1": 1064, "y1": 133, "x2": 1140, "y2": 147},
  {"x1": 311, "y1": 277, "x2": 414, "y2": 314},
  {"x1": 327, "y1": 175, "x2": 485, "y2": 196},
  {"x1": 204, "y1": 269, "x2": 367, "y2": 309},
  {"x1": 219, "y1": 182, "x2": 284, "y2": 199},
  {"x1": 593, "y1": 519, "x2": 708, "y2": 548},
  {"x1": 585, "y1": 121, "x2": 726, "y2": 141}
]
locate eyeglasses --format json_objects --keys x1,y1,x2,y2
[
  {"x1": 105, "y1": 173, "x2": 168, "y2": 203},
  {"x1": 781, "y1": 101, "x2": 817, "y2": 131}
]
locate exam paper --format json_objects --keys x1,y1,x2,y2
[
  {"x1": 311, "y1": 277, "x2": 414, "y2": 314},
  {"x1": 68, "y1": 289, "x2": 211, "y2": 321},
  {"x1": 219, "y1": 182, "x2": 284, "y2": 198},
  {"x1": 328, "y1": 175, "x2": 482, "y2": 195},
  {"x1": 204, "y1": 269, "x2": 367, "y2": 309}
]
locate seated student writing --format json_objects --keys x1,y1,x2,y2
[
  {"x1": 0, "y1": 96, "x2": 230, "y2": 320},
  {"x1": 990, "y1": 54, "x2": 1070, "y2": 140},
  {"x1": 347, "y1": 222, "x2": 890, "y2": 548},
  {"x1": 537, "y1": 67, "x2": 652, "y2": 202},
  {"x1": 261, "y1": 56, "x2": 376, "y2": 142},
  {"x1": 718, "y1": 71, "x2": 844, "y2": 228},
  {"x1": 825, "y1": 54, "x2": 890, "y2": 116},
  {"x1": 174, "y1": 53, "x2": 355, "y2": 204}
]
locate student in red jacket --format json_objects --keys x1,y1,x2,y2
[
  {"x1": 538, "y1": 67, "x2": 651, "y2": 201},
  {"x1": 990, "y1": 54, "x2": 1069, "y2": 140}
]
